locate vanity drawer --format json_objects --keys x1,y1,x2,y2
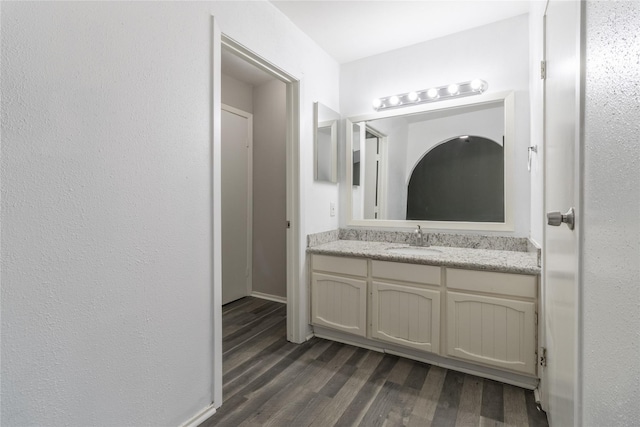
[
  {"x1": 446, "y1": 268, "x2": 536, "y2": 299},
  {"x1": 372, "y1": 260, "x2": 441, "y2": 286},
  {"x1": 312, "y1": 255, "x2": 367, "y2": 277}
]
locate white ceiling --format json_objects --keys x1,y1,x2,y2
[
  {"x1": 223, "y1": 1, "x2": 535, "y2": 86},
  {"x1": 270, "y1": 0, "x2": 534, "y2": 64}
]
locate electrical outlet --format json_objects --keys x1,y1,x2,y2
[{"x1": 330, "y1": 202, "x2": 336, "y2": 217}]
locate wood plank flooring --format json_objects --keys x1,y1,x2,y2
[{"x1": 200, "y1": 297, "x2": 549, "y2": 427}]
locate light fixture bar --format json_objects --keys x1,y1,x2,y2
[{"x1": 372, "y1": 79, "x2": 488, "y2": 111}]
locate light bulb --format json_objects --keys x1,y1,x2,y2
[
  {"x1": 389, "y1": 95, "x2": 400, "y2": 106},
  {"x1": 372, "y1": 98, "x2": 382, "y2": 109},
  {"x1": 407, "y1": 91, "x2": 419, "y2": 102},
  {"x1": 470, "y1": 79, "x2": 483, "y2": 91},
  {"x1": 447, "y1": 84, "x2": 459, "y2": 95},
  {"x1": 426, "y1": 88, "x2": 439, "y2": 99}
]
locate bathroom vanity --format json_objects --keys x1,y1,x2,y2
[{"x1": 307, "y1": 236, "x2": 541, "y2": 388}]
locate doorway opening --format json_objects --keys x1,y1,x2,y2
[
  {"x1": 220, "y1": 53, "x2": 287, "y2": 306},
  {"x1": 352, "y1": 123, "x2": 387, "y2": 220},
  {"x1": 212, "y1": 31, "x2": 301, "y2": 408},
  {"x1": 363, "y1": 127, "x2": 387, "y2": 220}
]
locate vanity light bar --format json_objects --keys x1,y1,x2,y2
[{"x1": 372, "y1": 79, "x2": 488, "y2": 111}]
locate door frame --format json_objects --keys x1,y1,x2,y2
[
  {"x1": 364, "y1": 125, "x2": 388, "y2": 220},
  {"x1": 221, "y1": 104, "x2": 254, "y2": 301},
  {"x1": 211, "y1": 19, "x2": 301, "y2": 408}
]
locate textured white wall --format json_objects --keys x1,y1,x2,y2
[
  {"x1": 1, "y1": 4, "x2": 215, "y2": 425},
  {"x1": 0, "y1": 1, "x2": 339, "y2": 425},
  {"x1": 340, "y1": 15, "x2": 530, "y2": 235},
  {"x1": 581, "y1": 1, "x2": 640, "y2": 424},
  {"x1": 252, "y1": 79, "x2": 287, "y2": 299}
]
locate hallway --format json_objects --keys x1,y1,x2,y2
[{"x1": 201, "y1": 297, "x2": 549, "y2": 426}]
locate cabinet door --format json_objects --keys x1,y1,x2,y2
[
  {"x1": 447, "y1": 292, "x2": 536, "y2": 375},
  {"x1": 311, "y1": 272, "x2": 367, "y2": 337},
  {"x1": 372, "y1": 281, "x2": 440, "y2": 353}
]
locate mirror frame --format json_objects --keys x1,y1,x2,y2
[
  {"x1": 346, "y1": 91, "x2": 515, "y2": 231},
  {"x1": 313, "y1": 102, "x2": 338, "y2": 183}
]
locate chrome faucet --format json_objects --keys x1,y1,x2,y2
[
  {"x1": 413, "y1": 225, "x2": 424, "y2": 247},
  {"x1": 412, "y1": 225, "x2": 431, "y2": 247}
]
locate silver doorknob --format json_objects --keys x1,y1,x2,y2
[{"x1": 547, "y1": 207, "x2": 575, "y2": 230}]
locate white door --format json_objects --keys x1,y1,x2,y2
[
  {"x1": 221, "y1": 106, "x2": 252, "y2": 305},
  {"x1": 542, "y1": 1, "x2": 581, "y2": 425}
]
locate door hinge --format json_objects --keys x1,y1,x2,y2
[
  {"x1": 534, "y1": 312, "x2": 538, "y2": 325},
  {"x1": 286, "y1": 220, "x2": 291, "y2": 229},
  {"x1": 539, "y1": 347, "x2": 547, "y2": 367},
  {"x1": 540, "y1": 60, "x2": 547, "y2": 80}
]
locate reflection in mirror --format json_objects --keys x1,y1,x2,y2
[
  {"x1": 314, "y1": 102, "x2": 339, "y2": 183},
  {"x1": 407, "y1": 135, "x2": 504, "y2": 221},
  {"x1": 347, "y1": 92, "x2": 514, "y2": 231}
]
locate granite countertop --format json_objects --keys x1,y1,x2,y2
[{"x1": 307, "y1": 240, "x2": 540, "y2": 275}]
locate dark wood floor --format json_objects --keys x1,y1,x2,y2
[{"x1": 201, "y1": 297, "x2": 549, "y2": 427}]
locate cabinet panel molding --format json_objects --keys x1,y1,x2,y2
[
  {"x1": 311, "y1": 272, "x2": 367, "y2": 337},
  {"x1": 372, "y1": 260, "x2": 441, "y2": 286},
  {"x1": 312, "y1": 255, "x2": 367, "y2": 277},
  {"x1": 371, "y1": 281, "x2": 440, "y2": 353},
  {"x1": 447, "y1": 268, "x2": 536, "y2": 299},
  {"x1": 446, "y1": 291, "x2": 536, "y2": 375}
]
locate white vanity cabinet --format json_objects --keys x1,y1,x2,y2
[
  {"x1": 370, "y1": 261, "x2": 441, "y2": 353},
  {"x1": 310, "y1": 255, "x2": 368, "y2": 337},
  {"x1": 445, "y1": 268, "x2": 537, "y2": 375},
  {"x1": 309, "y1": 252, "x2": 539, "y2": 383}
]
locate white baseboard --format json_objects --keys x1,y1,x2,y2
[
  {"x1": 180, "y1": 403, "x2": 217, "y2": 427},
  {"x1": 251, "y1": 291, "x2": 287, "y2": 304}
]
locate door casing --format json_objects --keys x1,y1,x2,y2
[{"x1": 211, "y1": 19, "x2": 302, "y2": 408}]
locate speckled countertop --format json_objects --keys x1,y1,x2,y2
[{"x1": 307, "y1": 240, "x2": 540, "y2": 275}]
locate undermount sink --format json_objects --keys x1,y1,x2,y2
[{"x1": 387, "y1": 247, "x2": 443, "y2": 256}]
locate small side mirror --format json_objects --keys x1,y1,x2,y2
[{"x1": 314, "y1": 102, "x2": 339, "y2": 183}]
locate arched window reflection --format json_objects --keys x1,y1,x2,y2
[{"x1": 407, "y1": 135, "x2": 504, "y2": 222}]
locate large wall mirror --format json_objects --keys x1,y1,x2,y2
[
  {"x1": 346, "y1": 91, "x2": 515, "y2": 231},
  {"x1": 314, "y1": 102, "x2": 339, "y2": 183}
]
